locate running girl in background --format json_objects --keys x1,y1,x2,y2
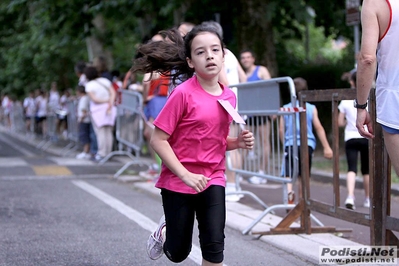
[{"x1": 132, "y1": 24, "x2": 255, "y2": 266}]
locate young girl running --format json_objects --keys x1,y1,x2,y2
[{"x1": 132, "y1": 24, "x2": 254, "y2": 265}]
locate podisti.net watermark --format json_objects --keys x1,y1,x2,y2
[{"x1": 319, "y1": 246, "x2": 397, "y2": 264}]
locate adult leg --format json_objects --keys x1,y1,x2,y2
[
  {"x1": 92, "y1": 122, "x2": 106, "y2": 157},
  {"x1": 382, "y1": 131, "x2": 399, "y2": 176},
  {"x1": 104, "y1": 125, "x2": 114, "y2": 155},
  {"x1": 89, "y1": 122, "x2": 98, "y2": 157},
  {"x1": 345, "y1": 140, "x2": 359, "y2": 198}
]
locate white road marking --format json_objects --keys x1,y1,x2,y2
[
  {"x1": 72, "y1": 180, "x2": 212, "y2": 265},
  {"x1": 0, "y1": 157, "x2": 28, "y2": 167},
  {"x1": 0, "y1": 134, "x2": 35, "y2": 157}
]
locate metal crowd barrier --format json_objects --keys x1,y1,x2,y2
[
  {"x1": 227, "y1": 77, "x2": 323, "y2": 235},
  {"x1": 9, "y1": 103, "x2": 25, "y2": 133},
  {"x1": 98, "y1": 90, "x2": 151, "y2": 177},
  {"x1": 61, "y1": 100, "x2": 80, "y2": 156},
  {"x1": 36, "y1": 111, "x2": 58, "y2": 150}
]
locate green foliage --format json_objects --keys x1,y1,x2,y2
[{"x1": 0, "y1": 0, "x2": 357, "y2": 102}]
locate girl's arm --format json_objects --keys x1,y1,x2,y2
[
  {"x1": 312, "y1": 107, "x2": 333, "y2": 159},
  {"x1": 226, "y1": 129, "x2": 254, "y2": 150},
  {"x1": 279, "y1": 116, "x2": 285, "y2": 144},
  {"x1": 150, "y1": 127, "x2": 210, "y2": 192}
]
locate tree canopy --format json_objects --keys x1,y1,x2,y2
[{"x1": 0, "y1": 0, "x2": 357, "y2": 98}]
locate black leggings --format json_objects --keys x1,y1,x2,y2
[
  {"x1": 161, "y1": 185, "x2": 226, "y2": 263},
  {"x1": 345, "y1": 138, "x2": 369, "y2": 175}
]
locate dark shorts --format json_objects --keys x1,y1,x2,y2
[
  {"x1": 36, "y1": 116, "x2": 46, "y2": 123},
  {"x1": 381, "y1": 124, "x2": 399, "y2": 134},
  {"x1": 282, "y1": 146, "x2": 314, "y2": 178},
  {"x1": 161, "y1": 185, "x2": 225, "y2": 263},
  {"x1": 345, "y1": 138, "x2": 369, "y2": 175},
  {"x1": 79, "y1": 122, "x2": 91, "y2": 144},
  {"x1": 144, "y1": 96, "x2": 167, "y2": 120}
]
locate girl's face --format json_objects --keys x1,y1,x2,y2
[{"x1": 186, "y1": 32, "x2": 224, "y2": 80}]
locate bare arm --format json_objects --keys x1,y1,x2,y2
[
  {"x1": 356, "y1": 0, "x2": 380, "y2": 138},
  {"x1": 312, "y1": 108, "x2": 333, "y2": 159},
  {"x1": 142, "y1": 72, "x2": 152, "y2": 101},
  {"x1": 337, "y1": 111, "x2": 346, "y2": 127},
  {"x1": 150, "y1": 127, "x2": 210, "y2": 193},
  {"x1": 122, "y1": 71, "x2": 132, "y2": 90},
  {"x1": 259, "y1": 66, "x2": 271, "y2": 80},
  {"x1": 279, "y1": 116, "x2": 285, "y2": 144}
]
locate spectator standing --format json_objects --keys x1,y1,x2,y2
[
  {"x1": 240, "y1": 50, "x2": 271, "y2": 81},
  {"x1": 356, "y1": 0, "x2": 399, "y2": 176},
  {"x1": 338, "y1": 71, "x2": 370, "y2": 210},
  {"x1": 35, "y1": 90, "x2": 48, "y2": 136},
  {"x1": 1, "y1": 92, "x2": 11, "y2": 128},
  {"x1": 279, "y1": 78, "x2": 333, "y2": 204},
  {"x1": 239, "y1": 49, "x2": 272, "y2": 185},
  {"x1": 23, "y1": 91, "x2": 36, "y2": 133},
  {"x1": 75, "y1": 61, "x2": 88, "y2": 87},
  {"x1": 84, "y1": 66, "x2": 116, "y2": 162},
  {"x1": 75, "y1": 85, "x2": 92, "y2": 159},
  {"x1": 57, "y1": 89, "x2": 72, "y2": 139},
  {"x1": 48, "y1": 81, "x2": 60, "y2": 113},
  {"x1": 132, "y1": 25, "x2": 254, "y2": 265}
]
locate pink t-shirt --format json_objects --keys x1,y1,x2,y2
[{"x1": 153, "y1": 75, "x2": 236, "y2": 194}]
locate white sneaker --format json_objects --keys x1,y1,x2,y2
[
  {"x1": 363, "y1": 198, "x2": 370, "y2": 208},
  {"x1": 76, "y1": 152, "x2": 91, "y2": 159},
  {"x1": 345, "y1": 197, "x2": 355, "y2": 210},
  {"x1": 147, "y1": 216, "x2": 166, "y2": 260},
  {"x1": 248, "y1": 170, "x2": 267, "y2": 185},
  {"x1": 226, "y1": 194, "x2": 242, "y2": 202},
  {"x1": 225, "y1": 183, "x2": 243, "y2": 202},
  {"x1": 139, "y1": 168, "x2": 159, "y2": 180}
]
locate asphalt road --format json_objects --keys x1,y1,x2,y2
[{"x1": 0, "y1": 131, "x2": 317, "y2": 266}]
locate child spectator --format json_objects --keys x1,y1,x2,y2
[{"x1": 279, "y1": 77, "x2": 333, "y2": 204}]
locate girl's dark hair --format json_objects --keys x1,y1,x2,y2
[
  {"x1": 131, "y1": 24, "x2": 224, "y2": 85},
  {"x1": 76, "y1": 85, "x2": 86, "y2": 94},
  {"x1": 84, "y1": 66, "x2": 99, "y2": 81}
]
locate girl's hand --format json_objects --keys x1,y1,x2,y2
[
  {"x1": 323, "y1": 147, "x2": 333, "y2": 159},
  {"x1": 238, "y1": 129, "x2": 254, "y2": 149},
  {"x1": 180, "y1": 172, "x2": 211, "y2": 193}
]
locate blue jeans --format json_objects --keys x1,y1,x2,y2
[{"x1": 89, "y1": 123, "x2": 98, "y2": 155}]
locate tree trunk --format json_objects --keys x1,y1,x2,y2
[
  {"x1": 236, "y1": 0, "x2": 278, "y2": 77},
  {"x1": 86, "y1": 14, "x2": 113, "y2": 69}
]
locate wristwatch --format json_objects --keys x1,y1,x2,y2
[{"x1": 354, "y1": 99, "x2": 367, "y2": 109}]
